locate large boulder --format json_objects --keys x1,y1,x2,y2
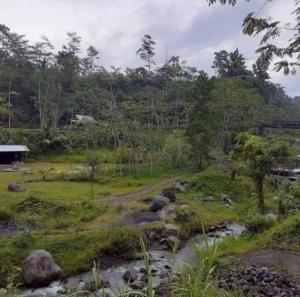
[
  {"x1": 7, "y1": 183, "x2": 24, "y2": 192},
  {"x1": 23, "y1": 250, "x2": 62, "y2": 287},
  {"x1": 150, "y1": 196, "x2": 170, "y2": 212}
]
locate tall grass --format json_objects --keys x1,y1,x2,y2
[{"x1": 172, "y1": 234, "x2": 244, "y2": 297}]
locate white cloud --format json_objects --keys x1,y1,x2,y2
[{"x1": 0, "y1": 0, "x2": 298, "y2": 96}]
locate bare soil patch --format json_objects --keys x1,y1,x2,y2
[{"x1": 235, "y1": 249, "x2": 300, "y2": 282}]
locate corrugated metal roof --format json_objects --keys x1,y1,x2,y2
[
  {"x1": 0, "y1": 145, "x2": 30, "y2": 152},
  {"x1": 75, "y1": 115, "x2": 95, "y2": 122}
]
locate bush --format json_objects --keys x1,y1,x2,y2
[
  {"x1": 277, "y1": 181, "x2": 300, "y2": 216},
  {"x1": 245, "y1": 214, "x2": 275, "y2": 234},
  {"x1": 68, "y1": 170, "x2": 90, "y2": 182},
  {"x1": 78, "y1": 201, "x2": 107, "y2": 222}
]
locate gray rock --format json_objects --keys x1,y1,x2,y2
[
  {"x1": 161, "y1": 188, "x2": 176, "y2": 202},
  {"x1": 175, "y1": 182, "x2": 185, "y2": 192},
  {"x1": 23, "y1": 250, "x2": 62, "y2": 287},
  {"x1": 123, "y1": 269, "x2": 137, "y2": 283},
  {"x1": 157, "y1": 205, "x2": 176, "y2": 220},
  {"x1": 160, "y1": 236, "x2": 181, "y2": 249},
  {"x1": 130, "y1": 280, "x2": 146, "y2": 290},
  {"x1": 202, "y1": 196, "x2": 215, "y2": 202},
  {"x1": 150, "y1": 196, "x2": 170, "y2": 212},
  {"x1": 162, "y1": 224, "x2": 179, "y2": 237},
  {"x1": 221, "y1": 194, "x2": 233, "y2": 205},
  {"x1": 7, "y1": 183, "x2": 24, "y2": 192},
  {"x1": 97, "y1": 288, "x2": 114, "y2": 297},
  {"x1": 133, "y1": 211, "x2": 160, "y2": 224}
]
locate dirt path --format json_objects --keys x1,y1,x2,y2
[
  {"x1": 235, "y1": 249, "x2": 300, "y2": 282},
  {"x1": 99, "y1": 177, "x2": 177, "y2": 204}
]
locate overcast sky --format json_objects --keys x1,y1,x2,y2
[{"x1": 0, "y1": 0, "x2": 299, "y2": 97}]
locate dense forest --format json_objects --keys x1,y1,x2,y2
[{"x1": 0, "y1": 24, "x2": 299, "y2": 160}]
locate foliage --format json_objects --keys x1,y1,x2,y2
[
  {"x1": 208, "y1": 0, "x2": 300, "y2": 74},
  {"x1": 258, "y1": 214, "x2": 300, "y2": 252},
  {"x1": 231, "y1": 132, "x2": 289, "y2": 213},
  {"x1": 213, "y1": 49, "x2": 249, "y2": 77},
  {"x1": 277, "y1": 181, "x2": 300, "y2": 216},
  {"x1": 244, "y1": 214, "x2": 275, "y2": 234}
]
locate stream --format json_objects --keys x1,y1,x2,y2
[{"x1": 22, "y1": 223, "x2": 245, "y2": 297}]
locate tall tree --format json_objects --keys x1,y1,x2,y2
[
  {"x1": 231, "y1": 132, "x2": 289, "y2": 214},
  {"x1": 0, "y1": 24, "x2": 30, "y2": 129},
  {"x1": 81, "y1": 46, "x2": 99, "y2": 75},
  {"x1": 212, "y1": 49, "x2": 249, "y2": 77},
  {"x1": 186, "y1": 71, "x2": 215, "y2": 169},
  {"x1": 136, "y1": 34, "x2": 156, "y2": 73}
]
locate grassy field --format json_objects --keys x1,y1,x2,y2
[
  {"x1": 0, "y1": 155, "x2": 285, "y2": 288},
  {"x1": 0, "y1": 157, "x2": 183, "y2": 286}
]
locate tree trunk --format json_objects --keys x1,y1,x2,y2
[
  {"x1": 38, "y1": 81, "x2": 43, "y2": 131},
  {"x1": 255, "y1": 176, "x2": 265, "y2": 214},
  {"x1": 198, "y1": 147, "x2": 203, "y2": 170},
  {"x1": 91, "y1": 181, "x2": 94, "y2": 200},
  {"x1": 8, "y1": 73, "x2": 13, "y2": 130}
]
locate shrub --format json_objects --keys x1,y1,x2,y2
[
  {"x1": 78, "y1": 201, "x2": 107, "y2": 222},
  {"x1": 13, "y1": 196, "x2": 70, "y2": 216},
  {"x1": 68, "y1": 170, "x2": 90, "y2": 182},
  {"x1": 277, "y1": 181, "x2": 300, "y2": 216},
  {"x1": 50, "y1": 135, "x2": 70, "y2": 152},
  {"x1": 245, "y1": 214, "x2": 275, "y2": 234}
]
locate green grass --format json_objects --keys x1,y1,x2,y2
[
  {"x1": 0, "y1": 162, "x2": 288, "y2": 290},
  {"x1": 0, "y1": 227, "x2": 142, "y2": 287},
  {"x1": 0, "y1": 159, "x2": 182, "y2": 287},
  {"x1": 187, "y1": 168, "x2": 252, "y2": 199}
]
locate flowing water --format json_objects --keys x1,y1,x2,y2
[{"x1": 22, "y1": 223, "x2": 245, "y2": 297}]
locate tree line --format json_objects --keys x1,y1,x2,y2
[{"x1": 0, "y1": 24, "x2": 299, "y2": 157}]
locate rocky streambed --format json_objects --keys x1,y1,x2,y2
[{"x1": 21, "y1": 223, "x2": 245, "y2": 297}]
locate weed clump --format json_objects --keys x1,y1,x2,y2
[
  {"x1": 13, "y1": 197, "x2": 59, "y2": 214},
  {"x1": 0, "y1": 209, "x2": 13, "y2": 222}
]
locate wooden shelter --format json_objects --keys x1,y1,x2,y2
[{"x1": 0, "y1": 145, "x2": 30, "y2": 164}]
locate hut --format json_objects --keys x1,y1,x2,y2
[
  {"x1": 71, "y1": 115, "x2": 95, "y2": 126},
  {"x1": 0, "y1": 145, "x2": 30, "y2": 164}
]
